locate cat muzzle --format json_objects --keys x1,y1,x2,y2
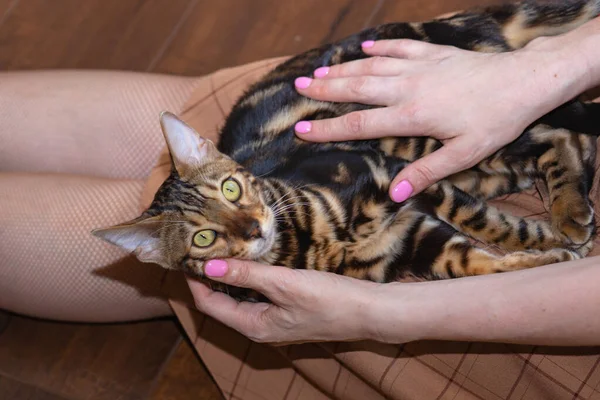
[{"x1": 243, "y1": 219, "x2": 263, "y2": 240}]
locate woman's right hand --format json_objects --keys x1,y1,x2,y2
[{"x1": 293, "y1": 36, "x2": 593, "y2": 202}]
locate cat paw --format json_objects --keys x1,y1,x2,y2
[
  {"x1": 573, "y1": 237, "x2": 595, "y2": 258},
  {"x1": 551, "y1": 197, "x2": 596, "y2": 247},
  {"x1": 209, "y1": 282, "x2": 267, "y2": 302}
]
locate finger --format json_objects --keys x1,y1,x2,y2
[
  {"x1": 202, "y1": 258, "x2": 289, "y2": 301},
  {"x1": 295, "y1": 75, "x2": 400, "y2": 105},
  {"x1": 186, "y1": 275, "x2": 271, "y2": 336},
  {"x1": 362, "y1": 39, "x2": 453, "y2": 60},
  {"x1": 295, "y1": 107, "x2": 425, "y2": 142},
  {"x1": 313, "y1": 56, "x2": 411, "y2": 79},
  {"x1": 388, "y1": 141, "x2": 482, "y2": 202}
]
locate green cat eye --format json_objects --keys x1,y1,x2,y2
[
  {"x1": 193, "y1": 230, "x2": 216, "y2": 247},
  {"x1": 222, "y1": 179, "x2": 241, "y2": 202}
]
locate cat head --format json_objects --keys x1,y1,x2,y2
[{"x1": 92, "y1": 112, "x2": 275, "y2": 276}]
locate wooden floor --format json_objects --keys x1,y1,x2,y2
[{"x1": 0, "y1": 0, "x2": 504, "y2": 399}]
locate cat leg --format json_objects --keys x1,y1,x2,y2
[
  {"x1": 534, "y1": 126, "x2": 597, "y2": 247},
  {"x1": 200, "y1": 279, "x2": 266, "y2": 303},
  {"x1": 429, "y1": 234, "x2": 580, "y2": 278},
  {"x1": 420, "y1": 181, "x2": 590, "y2": 256},
  {"x1": 379, "y1": 137, "x2": 441, "y2": 162},
  {"x1": 448, "y1": 142, "x2": 540, "y2": 200},
  {"x1": 380, "y1": 136, "x2": 536, "y2": 201},
  {"x1": 446, "y1": 169, "x2": 534, "y2": 200},
  {"x1": 386, "y1": 216, "x2": 581, "y2": 279}
]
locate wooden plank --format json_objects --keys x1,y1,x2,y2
[
  {"x1": 0, "y1": 375, "x2": 68, "y2": 400},
  {"x1": 323, "y1": 0, "x2": 386, "y2": 42},
  {"x1": 0, "y1": 0, "x2": 17, "y2": 28},
  {"x1": 152, "y1": 0, "x2": 381, "y2": 76},
  {"x1": 0, "y1": 0, "x2": 191, "y2": 70},
  {"x1": 149, "y1": 338, "x2": 223, "y2": 400},
  {"x1": 0, "y1": 315, "x2": 180, "y2": 400},
  {"x1": 371, "y1": 0, "x2": 505, "y2": 24}
]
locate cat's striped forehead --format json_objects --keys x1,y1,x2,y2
[
  {"x1": 147, "y1": 159, "x2": 258, "y2": 217},
  {"x1": 148, "y1": 172, "x2": 208, "y2": 215}
]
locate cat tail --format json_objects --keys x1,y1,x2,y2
[
  {"x1": 485, "y1": 0, "x2": 600, "y2": 49},
  {"x1": 537, "y1": 101, "x2": 600, "y2": 136}
]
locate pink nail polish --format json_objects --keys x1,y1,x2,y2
[
  {"x1": 294, "y1": 77, "x2": 313, "y2": 89},
  {"x1": 295, "y1": 121, "x2": 312, "y2": 134},
  {"x1": 391, "y1": 180, "x2": 413, "y2": 203},
  {"x1": 361, "y1": 40, "x2": 375, "y2": 48},
  {"x1": 314, "y1": 66, "x2": 330, "y2": 78},
  {"x1": 204, "y1": 260, "x2": 228, "y2": 277}
]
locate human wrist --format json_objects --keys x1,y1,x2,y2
[
  {"x1": 572, "y1": 17, "x2": 600, "y2": 91},
  {"x1": 363, "y1": 282, "x2": 437, "y2": 343},
  {"x1": 523, "y1": 17, "x2": 600, "y2": 99},
  {"x1": 365, "y1": 278, "x2": 497, "y2": 344},
  {"x1": 512, "y1": 40, "x2": 588, "y2": 117}
]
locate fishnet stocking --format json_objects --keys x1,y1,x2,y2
[{"x1": 0, "y1": 70, "x2": 200, "y2": 322}]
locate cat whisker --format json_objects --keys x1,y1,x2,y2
[
  {"x1": 273, "y1": 200, "x2": 311, "y2": 209},
  {"x1": 273, "y1": 203, "x2": 311, "y2": 216},
  {"x1": 271, "y1": 192, "x2": 303, "y2": 209},
  {"x1": 269, "y1": 184, "x2": 311, "y2": 209},
  {"x1": 274, "y1": 211, "x2": 311, "y2": 220},
  {"x1": 255, "y1": 167, "x2": 277, "y2": 178},
  {"x1": 272, "y1": 201, "x2": 308, "y2": 214},
  {"x1": 274, "y1": 208, "x2": 312, "y2": 217},
  {"x1": 276, "y1": 202, "x2": 311, "y2": 207}
]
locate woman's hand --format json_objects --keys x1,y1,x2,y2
[
  {"x1": 186, "y1": 256, "x2": 600, "y2": 347},
  {"x1": 293, "y1": 38, "x2": 589, "y2": 202},
  {"x1": 185, "y1": 259, "x2": 400, "y2": 344}
]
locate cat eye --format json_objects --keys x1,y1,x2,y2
[
  {"x1": 193, "y1": 230, "x2": 216, "y2": 247},
  {"x1": 222, "y1": 178, "x2": 241, "y2": 202}
]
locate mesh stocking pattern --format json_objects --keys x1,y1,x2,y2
[{"x1": 0, "y1": 70, "x2": 200, "y2": 322}]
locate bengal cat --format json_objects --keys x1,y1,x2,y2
[{"x1": 94, "y1": 0, "x2": 600, "y2": 300}]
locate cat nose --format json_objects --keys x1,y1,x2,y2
[{"x1": 245, "y1": 219, "x2": 263, "y2": 239}]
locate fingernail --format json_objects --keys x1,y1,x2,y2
[
  {"x1": 294, "y1": 77, "x2": 313, "y2": 89},
  {"x1": 361, "y1": 40, "x2": 375, "y2": 48},
  {"x1": 295, "y1": 121, "x2": 312, "y2": 134},
  {"x1": 204, "y1": 260, "x2": 228, "y2": 278},
  {"x1": 391, "y1": 180, "x2": 413, "y2": 203},
  {"x1": 314, "y1": 66, "x2": 330, "y2": 78}
]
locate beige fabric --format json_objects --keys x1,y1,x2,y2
[
  {"x1": 143, "y1": 59, "x2": 600, "y2": 400},
  {"x1": 0, "y1": 71, "x2": 200, "y2": 321}
]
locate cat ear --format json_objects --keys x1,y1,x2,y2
[
  {"x1": 159, "y1": 111, "x2": 219, "y2": 176},
  {"x1": 92, "y1": 215, "x2": 168, "y2": 268}
]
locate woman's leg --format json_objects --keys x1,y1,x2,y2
[
  {"x1": 0, "y1": 70, "x2": 198, "y2": 179},
  {"x1": 0, "y1": 173, "x2": 173, "y2": 321},
  {"x1": 0, "y1": 70, "x2": 200, "y2": 321}
]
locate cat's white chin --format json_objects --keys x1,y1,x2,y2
[
  {"x1": 247, "y1": 213, "x2": 276, "y2": 259},
  {"x1": 248, "y1": 229, "x2": 275, "y2": 259}
]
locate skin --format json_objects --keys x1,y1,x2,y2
[
  {"x1": 188, "y1": 17, "x2": 600, "y2": 346},
  {"x1": 190, "y1": 256, "x2": 600, "y2": 346}
]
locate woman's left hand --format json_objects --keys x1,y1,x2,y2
[{"x1": 186, "y1": 259, "x2": 383, "y2": 344}]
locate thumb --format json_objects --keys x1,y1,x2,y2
[
  {"x1": 389, "y1": 143, "x2": 478, "y2": 202},
  {"x1": 203, "y1": 258, "x2": 287, "y2": 301}
]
